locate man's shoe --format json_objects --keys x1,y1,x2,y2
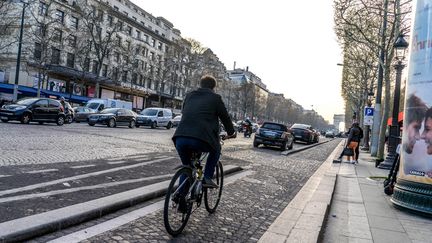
[
  {"x1": 333, "y1": 158, "x2": 342, "y2": 163},
  {"x1": 203, "y1": 177, "x2": 218, "y2": 188}
]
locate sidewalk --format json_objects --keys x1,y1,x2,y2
[{"x1": 259, "y1": 141, "x2": 432, "y2": 243}]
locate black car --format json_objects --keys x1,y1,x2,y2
[
  {"x1": 73, "y1": 106, "x2": 95, "y2": 122},
  {"x1": 254, "y1": 122, "x2": 294, "y2": 151},
  {"x1": 88, "y1": 108, "x2": 136, "y2": 128},
  {"x1": 0, "y1": 98, "x2": 66, "y2": 125},
  {"x1": 290, "y1": 123, "x2": 316, "y2": 144}
]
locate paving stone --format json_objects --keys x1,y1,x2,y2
[{"x1": 370, "y1": 228, "x2": 412, "y2": 243}]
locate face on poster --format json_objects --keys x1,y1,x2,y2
[{"x1": 400, "y1": 0, "x2": 432, "y2": 183}]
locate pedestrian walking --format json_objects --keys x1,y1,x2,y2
[{"x1": 346, "y1": 122, "x2": 362, "y2": 163}]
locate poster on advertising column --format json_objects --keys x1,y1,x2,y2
[{"x1": 400, "y1": 0, "x2": 432, "y2": 184}]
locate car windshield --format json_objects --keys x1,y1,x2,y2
[
  {"x1": 262, "y1": 123, "x2": 284, "y2": 131},
  {"x1": 291, "y1": 124, "x2": 309, "y2": 129},
  {"x1": 86, "y1": 103, "x2": 100, "y2": 109},
  {"x1": 100, "y1": 108, "x2": 119, "y2": 114},
  {"x1": 17, "y1": 98, "x2": 38, "y2": 105},
  {"x1": 140, "y1": 109, "x2": 157, "y2": 116}
]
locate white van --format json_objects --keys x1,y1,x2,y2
[
  {"x1": 136, "y1": 107, "x2": 173, "y2": 129},
  {"x1": 85, "y1": 99, "x2": 132, "y2": 112}
]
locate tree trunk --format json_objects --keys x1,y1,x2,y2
[{"x1": 377, "y1": 65, "x2": 392, "y2": 159}]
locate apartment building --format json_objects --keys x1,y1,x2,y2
[{"x1": 0, "y1": 0, "x2": 192, "y2": 110}]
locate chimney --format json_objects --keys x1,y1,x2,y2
[
  {"x1": 246, "y1": 66, "x2": 249, "y2": 72},
  {"x1": 233, "y1": 61, "x2": 236, "y2": 70}
]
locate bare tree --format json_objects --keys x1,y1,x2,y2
[{"x1": 0, "y1": 1, "x2": 19, "y2": 52}]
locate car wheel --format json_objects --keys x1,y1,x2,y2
[
  {"x1": 75, "y1": 121, "x2": 80, "y2": 123},
  {"x1": 135, "y1": 124, "x2": 140, "y2": 128},
  {"x1": 56, "y1": 116, "x2": 65, "y2": 126},
  {"x1": 88, "y1": 123, "x2": 95, "y2": 126},
  {"x1": 151, "y1": 121, "x2": 157, "y2": 129},
  {"x1": 1, "y1": 119, "x2": 8, "y2": 123},
  {"x1": 129, "y1": 120, "x2": 136, "y2": 128},
  {"x1": 166, "y1": 122, "x2": 172, "y2": 129},
  {"x1": 38, "y1": 121, "x2": 44, "y2": 125},
  {"x1": 280, "y1": 142, "x2": 287, "y2": 151},
  {"x1": 108, "y1": 118, "x2": 116, "y2": 128},
  {"x1": 21, "y1": 113, "x2": 31, "y2": 124},
  {"x1": 253, "y1": 141, "x2": 259, "y2": 148},
  {"x1": 66, "y1": 116, "x2": 73, "y2": 124}
]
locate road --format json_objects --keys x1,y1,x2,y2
[{"x1": 0, "y1": 121, "x2": 339, "y2": 242}]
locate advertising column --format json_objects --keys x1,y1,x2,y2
[{"x1": 392, "y1": 0, "x2": 432, "y2": 214}]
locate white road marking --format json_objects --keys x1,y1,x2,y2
[
  {"x1": 0, "y1": 174, "x2": 172, "y2": 203},
  {"x1": 0, "y1": 175, "x2": 11, "y2": 178},
  {"x1": 70, "y1": 164, "x2": 96, "y2": 169},
  {"x1": 25, "y1": 169, "x2": 59, "y2": 174},
  {"x1": 47, "y1": 170, "x2": 254, "y2": 243},
  {"x1": 107, "y1": 161, "x2": 126, "y2": 165},
  {"x1": 0, "y1": 157, "x2": 173, "y2": 197}
]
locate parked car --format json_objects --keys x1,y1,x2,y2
[
  {"x1": 0, "y1": 98, "x2": 66, "y2": 125},
  {"x1": 85, "y1": 98, "x2": 132, "y2": 112},
  {"x1": 290, "y1": 123, "x2": 316, "y2": 144},
  {"x1": 254, "y1": 122, "x2": 294, "y2": 151},
  {"x1": 88, "y1": 108, "x2": 136, "y2": 128},
  {"x1": 172, "y1": 114, "x2": 182, "y2": 127},
  {"x1": 136, "y1": 108, "x2": 173, "y2": 129},
  {"x1": 325, "y1": 130, "x2": 335, "y2": 138},
  {"x1": 73, "y1": 106, "x2": 95, "y2": 122}
]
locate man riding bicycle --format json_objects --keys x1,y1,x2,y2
[{"x1": 172, "y1": 75, "x2": 236, "y2": 188}]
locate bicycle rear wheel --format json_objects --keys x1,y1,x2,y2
[
  {"x1": 164, "y1": 167, "x2": 193, "y2": 236},
  {"x1": 204, "y1": 161, "x2": 224, "y2": 213}
]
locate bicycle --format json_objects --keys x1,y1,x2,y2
[{"x1": 163, "y1": 143, "x2": 225, "y2": 236}]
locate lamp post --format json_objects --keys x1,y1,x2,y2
[
  {"x1": 12, "y1": 0, "x2": 28, "y2": 102},
  {"x1": 378, "y1": 34, "x2": 408, "y2": 169}
]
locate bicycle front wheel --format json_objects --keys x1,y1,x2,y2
[
  {"x1": 204, "y1": 161, "x2": 224, "y2": 213},
  {"x1": 164, "y1": 167, "x2": 193, "y2": 236}
]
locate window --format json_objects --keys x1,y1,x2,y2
[
  {"x1": 143, "y1": 34, "x2": 148, "y2": 43},
  {"x1": 114, "y1": 6, "x2": 119, "y2": 11},
  {"x1": 149, "y1": 52, "x2": 154, "y2": 60},
  {"x1": 132, "y1": 16, "x2": 137, "y2": 21},
  {"x1": 147, "y1": 79, "x2": 152, "y2": 88},
  {"x1": 112, "y1": 67, "x2": 119, "y2": 80},
  {"x1": 102, "y1": 64, "x2": 108, "y2": 77},
  {"x1": 126, "y1": 26, "x2": 132, "y2": 35},
  {"x1": 135, "y1": 46, "x2": 140, "y2": 55},
  {"x1": 116, "y1": 36, "x2": 121, "y2": 46},
  {"x1": 133, "y1": 59, "x2": 139, "y2": 68},
  {"x1": 34, "y1": 43, "x2": 42, "y2": 60},
  {"x1": 38, "y1": 1, "x2": 48, "y2": 16},
  {"x1": 107, "y1": 15, "x2": 113, "y2": 27},
  {"x1": 83, "y1": 58, "x2": 90, "y2": 71},
  {"x1": 92, "y1": 60, "x2": 98, "y2": 74},
  {"x1": 51, "y1": 48, "x2": 61, "y2": 64},
  {"x1": 53, "y1": 29, "x2": 62, "y2": 42},
  {"x1": 150, "y1": 38, "x2": 155, "y2": 47},
  {"x1": 68, "y1": 35, "x2": 77, "y2": 47},
  {"x1": 70, "y1": 16, "x2": 79, "y2": 30},
  {"x1": 56, "y1": 10, "x2": 64, "y2": 24},
  {"x1": 114, "y1": 52, "x2": 120, "y2": 62},
  {"x1": 122, "y1": 71, "x2": 128, "y2": 82},
  {"x1": 158, "y1": 42, "x2": 163, "y2": 50},
  {"x1": 36, "y1": 24, "x2": 46, "y2": 37},
  {"x1": 117, "y1": 21, "x2": 123, "y2": 31},
  {"x1": 35, "y1": 99, "x2": 48, "y2": 108},
  {"x1": 125, "y1": 40, "x2": 131, "y2": 50},
  {"x1": 136, "y1": 30, "x2": 141, "y2": 39},
  {"x1": 132, "y1": 73, "x2": 137, "y2": 84},
  {"x1": 66, "y1": 53, "x2": 75, "y2": 68}
]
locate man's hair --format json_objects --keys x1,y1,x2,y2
[
  {"x1": 200, "y1": 75, "x2": 217, "y2": 89},
  {"x1": 425, "y1": 107, "x2": 432, "y2": 120},
  {"x1": 405, "y1": 94, "x2": 427, "y2": 124}
]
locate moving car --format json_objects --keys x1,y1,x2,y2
[
  {"x1": 73, "y1": 106, "x2": 95, "y2": 122},
  {"x1": 172, "y1": 114, "x2": 182, "y2": 127},
  {"x1": 88, "y1": 108, "x2": 136, "y2": 128},
  {"x1": 290, "y1": 123, "x2": 316, "y2": 144},
  {"x1": 325, "y1": 130, "x2": 335, "y2": 138},
  {"x1": 85, "y1": 99, "x2": 132, "y2": 112},
  {"x1": 0, "y1": 98, "x2": 66, "y2": 125},
  {"x1": 136, "y1": 108, "x2": 173, "y2": 129},
  {"x1": 254, "y1": 122, "x2": 294, "y2": 151}
]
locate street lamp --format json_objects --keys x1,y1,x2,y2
[
  {"x1": 12, "y1": 0, "x2": 29, "y2": 102},
  {"x1": 378, "y1": 34, "x2": 408, "y2": 169}
]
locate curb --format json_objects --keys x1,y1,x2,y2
[
  {"x1": 280, "y1": 139, "x2": 334, "y2": 156},
  {"x1": 259, "y1": 140, "x2": 344, "y2": 243},
  {"x1": 0, "y1": 165, "x2": 243, "y2": 242}
]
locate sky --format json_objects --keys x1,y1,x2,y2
[{"x1": 132, "y1": 0, "x2": 345, "y2": 123}]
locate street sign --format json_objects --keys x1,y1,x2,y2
[
  {"x1": 364, "y1": 107, "x2": 374, "y2": 126},
  {"x1": 364, "y1": 107, "x2": 374, "y2": 116}
]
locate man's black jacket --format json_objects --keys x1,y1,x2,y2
[{"x1": 173, "y1": 88, "x2": 235, "y2": 151}]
